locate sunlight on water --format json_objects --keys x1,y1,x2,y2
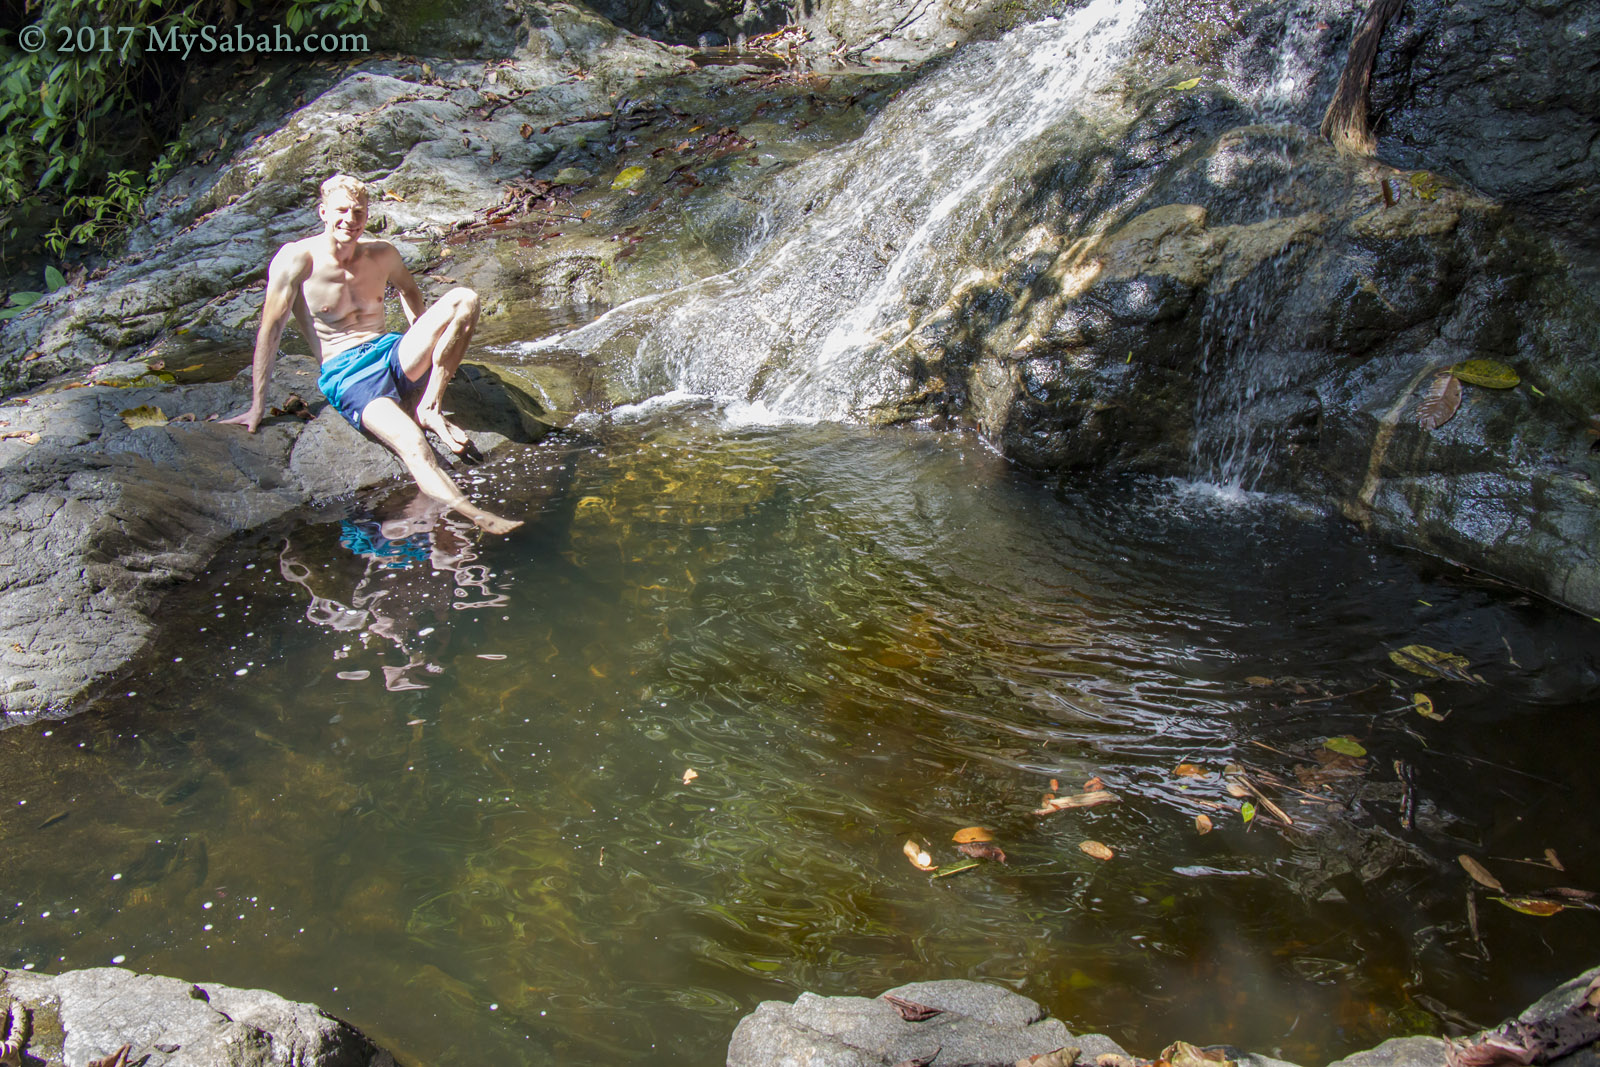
[{"x1": 2, "y1": 413, "x2": 1598, "y2": 1065}]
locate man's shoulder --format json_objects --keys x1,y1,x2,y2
[
  {"x1": 269, "y1": 238, "x2": 317, "y2": 278},
  {"x1": 355, "y1": 236, "x2": 402, "y2": 261}
]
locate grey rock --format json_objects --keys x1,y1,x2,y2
[
  {"x1": 0, "y1": 965, "x2": 393, "y2": 1067},
  {"x1": 726, "y1": 980, "x2": 1110, "y2": 1067},
  {"x1": 0, "y1": 354, "x2": 549, "y2": 719},
  {"x1": 1326, "y1": 1036, "x2": 1451, "y2": 1067}
]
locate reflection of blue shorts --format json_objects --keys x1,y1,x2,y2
[{"x1": 317, "y1": 333, "x2": 419, "y2": 430}]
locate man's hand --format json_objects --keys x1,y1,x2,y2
[{"x1": 221, "y1": 407, "x2": 263, "y2": 433}]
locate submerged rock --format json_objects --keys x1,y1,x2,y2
[{"x1": 0, "y1": 966, "x2": 394, "y2": 1066}]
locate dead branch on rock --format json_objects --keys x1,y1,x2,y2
[{"x1": 1320, "y1": 0, "x2": 1405, "y2": 155}]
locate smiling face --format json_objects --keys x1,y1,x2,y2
[{"x1": 319, "y1": 190, "x2": 369, "y2": 244}]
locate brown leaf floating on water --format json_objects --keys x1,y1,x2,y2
[
  {"x1": 1035, "y1": 790, "x2": 1121, "y2": 815},
  {"x1": 952, "y1": 826, "x2": 993, "y2": 843},
  {"x1": 1079, "y1": 840, "x2": 1114, "y2": 861},
  {"x1": 882, "y1": 994, "x2": 943, "y2": 1021},
  {"x1": 1195, "y1": 814, "x2": 1214, "y2": 835},
  {"x1": 957, "y1": 841, "x2": 1007, "y2": 863},
  {"x1": 1417, "y1": 371, "x2": 1462, "y2": 430},
  {"x1": 1174, "y1": 763, "x2": 1206, "y2": 777},
  {"x1": 1459, "y1": 855, "x2": 1504, "y2": 892}
]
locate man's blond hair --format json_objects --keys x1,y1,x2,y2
[{"x1": 319, "y1": 174, "x2": 369, "y2": 206}]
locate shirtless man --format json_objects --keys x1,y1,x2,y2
[{"x1": 225, "y1": 173, "x2": 520, "y2": 534}]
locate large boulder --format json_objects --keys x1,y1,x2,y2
[
  {"x1": 0, "y1": 354, "x2": 551, "y2": 719},
  {"x1": 727, "y1": 979, "x2": 1125, "y2": 1067},
  {"x1": 0, "y1": 966, "x2": 394, "y2": 1067}
]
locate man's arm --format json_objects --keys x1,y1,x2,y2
[
  {"x1": 385, "y1": 244, "x2": 427, "y2": 326},
  {"x1": 224, "y1": 244, "x2": 311, "y2": 432}
]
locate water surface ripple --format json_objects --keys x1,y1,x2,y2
[{"x1": 3, "y1": 410, "x2": 1598, "y2": 1064}]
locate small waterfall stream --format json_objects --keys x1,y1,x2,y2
[{"x1": 526, "y1": 0, "x2": 1147, "y2": 418}]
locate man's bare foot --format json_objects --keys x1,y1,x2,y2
[
  {"x1": 451, "y1": 498, "x2": 523, "y2": 535},
  {"x1": 417, "y1": 407, "x2": 472, "y2": 453}
]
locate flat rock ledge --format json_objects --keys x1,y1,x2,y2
[
  {"x1": 729, "y1": 969, "x2": 1600, "y2": 1067},
  {"x1": 0, "y1": 354, "x2": 557, "y2": 720},
  {"x1": 0, "y1": 966, "x2": 395, "y2": 1067}
]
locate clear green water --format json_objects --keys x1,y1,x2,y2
[{"x1": 4, "y1": 405, "x2": 1599, "y2": 1064}]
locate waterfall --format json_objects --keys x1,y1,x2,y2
[{"x1": 522, "y1": 0, "x2": 1147, "y2": 420}]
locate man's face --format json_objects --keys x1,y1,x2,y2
[{"x1": 319, "y1": 191, "x2": 369, "y2": 242}]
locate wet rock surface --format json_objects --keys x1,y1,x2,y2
[
  {"x1": 0, "y1": 355, "x2": 550, "y2": 719},
  {"x1": 0, "y1": 966, "x2": 395, "y2": 1067}
]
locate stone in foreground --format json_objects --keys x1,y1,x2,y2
[
  {"x1": 0, "y1": 967, "x2": 395, "y2": 1067},
  {"x1": 727, "y1": 979, "x2": 1129, "y2": 1067}
]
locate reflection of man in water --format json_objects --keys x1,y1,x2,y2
[
  {"x1": 280, "y1": 489, "x2": 510, "y2": 691},
  {"x1": 225, "y1": 173, "x2": 521, "y2": 535}
]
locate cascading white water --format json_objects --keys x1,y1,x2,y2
[{"x1": 521, "y1": 0, "x2": 1147, "y2": 420}]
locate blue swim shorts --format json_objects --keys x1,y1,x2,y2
[{"x1": 316, "y1": 333, "x2": 420, "y2": 430}]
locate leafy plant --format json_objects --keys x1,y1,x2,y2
[
  {"x1": 2, "y1": 0, "x2": 375, "y2": 259},
  {"x1": 0, "y1": 264, "x2": 69, "y2": 321}
]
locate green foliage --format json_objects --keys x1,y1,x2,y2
[
  {"x1": 2, "y1": 0, "x2": 375, "y2": 257},
  {"x1": 0, "y1": 264, "x2": 70, "y2": 320},
  {"x1": 43, "y1": 148, "x2": 180, "y2": 256}
]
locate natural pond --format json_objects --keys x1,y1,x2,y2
[{"x1": 3, "y1": 404, "x2": 1599, "y2": 1065}]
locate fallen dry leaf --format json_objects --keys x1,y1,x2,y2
[
  {"x1": 1083, "y1": 777, "x2": 1105, "y2": 792},
  {"x1": 1035, "y1": 790, "x2": 1121, "y2": 816},
  {"x1": 1492, "y1": 896, "x2": 1564, "y2": 917},
  {"x1": 1416, "y1": 371, "x2": 1462, "y2": 431},
  {"x1": 119, "y1": 405, "x2": 168, "y2": 429},
  {"x1": 1174, "y1": 763, "x2": 1206, "y2": 777},
  {"x1": 1546, "y1": 848, "x2": 1565, "y2": 872},
  {"x1": 903, "y1": 840, "x2": 937, "y2": 872},
  {"x1": 1079, "y1": 840, "x2": 1114, "y2": 861},
  {"x1": 682, "y1": 768, "x2": 698, "y2": 784},
  {"x1": 882, "y1": 993, "x2": 942, "y2": 1021},
  {"x1": 1019, "y1": 1048, "x2": 1081, "y2": 1067},
  {"x1": 1195, "y1": 814, "x2": 1213, "y2": 835},
  {"x1": 1164, "y1": 1042, "x2": 1234, "y2": 1067},
  {"x1": 1459, "y1": 854, "x2": 1504, "y2": 892},
  {"x1": 952, "y1": 826, "x2": 993, "y2": 843}
]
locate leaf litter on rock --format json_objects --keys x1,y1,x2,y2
[
  {"x1": 881, "y1": 994, "x2": 942, "y2": 1021},
  {"x1": 1417, "y1": 372, "x2": 1462, "y2": 430}
]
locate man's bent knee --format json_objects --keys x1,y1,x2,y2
[{"x1": 447, "y1": 287, "x2": 480, "y2": 321}]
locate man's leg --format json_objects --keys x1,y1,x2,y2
[
  {"x1": 360, "y1": 397, "x2": 521, "y2": 535},
  {"x1": 396, "y1": 287, "x2": 479, "y2": 453}
]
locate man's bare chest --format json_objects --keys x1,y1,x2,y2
[{"x1": 302, "y1": 254, "x2": 387, "y2": 321}]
